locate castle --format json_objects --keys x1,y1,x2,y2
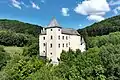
[{"x1": 39, "y1": 18, "x2": 85, "y2": 64}]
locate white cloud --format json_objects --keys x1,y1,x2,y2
[
  {"x1": 87, "y1": 15, "x2": 105, "y2": 21},
  {"x1": 109, "y1": 0, "x2": 120, "y2": 15},
  {"x1": 113, "y1": 6, "x2": 120, "y2": 14},
  {"x1": 109, "y1": 0, "x2": 120, "y2": 6},
  {"x1": 74, "y1": 0, "x2": 110, "y2": 21},
  {"x1": 11, "y1": 0, "x2": 21, "y2": 9},
  {"x1": 31, "y1": 1, "x2": 40, "y2": 10},
  {"x1": 61, "y1": 8, "x2": 70, "y2": 16}
]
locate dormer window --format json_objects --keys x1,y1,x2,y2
[{"x1": 51, "y1": 29, "x2": 52, "y2": 31}]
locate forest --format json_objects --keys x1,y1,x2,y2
[
  {"x1": 0, "y1": 15, "x2": 120, "y2": 80},
  {"x1": 0, "y1": 19, "x2": 42, "y2": 37}
]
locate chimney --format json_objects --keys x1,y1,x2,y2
[{"x1": 43, "y1": 27, "x2": 45, "y2": 32}]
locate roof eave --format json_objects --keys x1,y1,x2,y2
[{"x1": 45, "y1": 26, "x2": 62, "y2": 29}]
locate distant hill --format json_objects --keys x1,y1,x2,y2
[
  {"x1": 78, "y1": 15, "x2": 120, "y2": 37},
  {"x1": 0, "y1": 19, "x2": 42, "y2": 37}
]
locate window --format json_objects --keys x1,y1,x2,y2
[
  {"x1": 51, "y1": 36, "x2": 53, "y2": 39},
  {"x1": 62, "y1": 36, "x2": 64, "y2": 40},
  {"x1": 43, "y1": 37, "x2": 45, "y2": 40},
  {"x1": 50, "y1": 53, "x2": 52, "y2": 55},
  {"x1": 58, "y1": 44, "x2": 60, "y2": 48},
  {"x1": 69, "y1": 42, "x2": 70, "y2": 45},
  {"x1": 66, "y1": 43, "x2": 68, "y2": 47},
  {"x1": 43, "y1": 51, "x2": 45, "y2": 53},
  {"x1": 58, "y1": 36, "x2": 60, "y2": 40},
  {"x1": 43, "y1": 43, "x2": 46, "y2": 46},
  {"x1": 63, "y1": 43, "x2": 64, "y2": 47},
  {"x1": 66, "y1": 36, "x2": 68, "y2": 40},
  {"x1": 50, "y1": 44, "x2": 52, "y2": 48},
  {"x1": 51, "y1": 29, "x2": 52, "y2": 31},
  {"x1": 58, "y1": 29, "x2": 60, "y2": 31}
]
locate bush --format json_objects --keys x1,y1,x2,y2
[
  {"x1": 0, "y1": 30, "x2": 37, "y2": 47},
  {"x1": 0, "y1": 46, "x2": 10, "y2": 70}
]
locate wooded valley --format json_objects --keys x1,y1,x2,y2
[{"x1": 0, "y1": 15, "x2": 120, "y2": 80}]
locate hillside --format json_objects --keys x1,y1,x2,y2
[
  {"x1": 0, "y1": 19, "x2": 42, "y2": 37},
  {"x1": 78, "y1": 15, "x2": 120, "y2": 37},
  {"x1": 77, "y1": 15, "x2": 120, "y2": 49}
]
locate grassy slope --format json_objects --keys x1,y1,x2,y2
[
  {"x1": 4, "y1": 46, "x2": 24, "y2": 57},
  {"x1": 4, "y1": 46, "x2": 23, "y2": 54}
]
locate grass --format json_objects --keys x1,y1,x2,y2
[{"x1": 4, "y1": 46, "x2": 24, "y2": 57}]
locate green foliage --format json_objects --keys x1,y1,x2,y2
[
  {"x1": 0, "y1": 19, "x2": 42, "y2": 37},
  {"x1": 99, "y1": 44, "x2": 120, "y2": 80},
  {"x1": 22, "y1": 42, "x2": 39, "y2": 57},
  {"x1": 1, "y1": 32, "x2": 120, "y2": 80},
  {"x1": 53, "y1": 48, "x2": 102, "y2": 80},
  {"x1": 1, "y1": 16, "x2": 120, "y2": 80},
  {"x1": 28, "y1": 65, "x2": 63, "y2": 80},
  {"x1": 78, "y1": 15, "x2": 120, "y2": 37},
  {"x1": 78, "y1": 15, "x2": 120, "y2": 48},
  {"x1": 0, "y1": 30, "x2": 37, "y2": 47},
  {"x1": 4, "y1": 46, "x2": 24, "y2": 55},
  {"x1": 0, "y1": 46, "x2": 10, "y2": 70},
  {"x1": 1, "y1": 54, "x2": 45, "y2": 80},
  {"x1": 87, "y1": 32, "x2": 120, "y2": 48}
]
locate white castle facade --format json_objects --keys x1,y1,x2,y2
[{"x1": 39, "y1": 18, "x2": 85, "y2": 64}]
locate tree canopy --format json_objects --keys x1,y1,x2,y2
[{"x1": 0, "y1": 19, "x2": 42, "y2": 37}]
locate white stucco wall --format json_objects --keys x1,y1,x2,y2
[
  {"x1": 39, "y1": 27, "x2": 86, "y2": 64},
  {"x1": 39, "y1": 35, "x2": 47, "y2": 57}
]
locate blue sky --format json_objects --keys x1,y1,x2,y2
[{"x1": 0, "y1": 0, "x2": 120, "y2": 29}]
